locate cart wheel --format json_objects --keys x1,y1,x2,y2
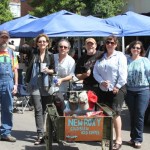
[
  {"x1": 102, "y1": 139, "x2": 112, "y2": 150},
  {"x1": 46, "y1": 115, "x2": 53, "y2": 150}
]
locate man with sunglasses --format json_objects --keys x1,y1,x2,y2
[
  {"x1": 75, "y1": 38, "x2": 103, "y2": 104},
  {"x1": 0, "y1": 30, "x2": 18, "y2": 142},
  {"x1": 54, "y1": 39, "x2": 75, "y2": 93}
]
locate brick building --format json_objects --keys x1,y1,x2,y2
[{"x1": 10, "y1": 0, "x2": 33, "y2": 17}]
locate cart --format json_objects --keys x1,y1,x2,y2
[{"x1": 45, "y1": 102, "x2": 115, "y2": 150}]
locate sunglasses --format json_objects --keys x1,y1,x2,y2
[
  {"x1": 38, "y1": 40, "x2": 47, "y2": 43},
  {"x1": 106, "y1": 41, "x2": 115, "y2": 45},
  {"x1": 132, "y1": 46, "x2": 141, "y2": 50},
  {"x1": 59, "y1": 46, "x2": 68, "y2": 49}
]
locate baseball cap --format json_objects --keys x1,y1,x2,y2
[
  {"x1": 0, "y1": 30, "x2": 10, "y2": 38},
  {"x1": 78, "y1": 91, "x2": 89, "y2": 110},
  {"x1": 85, "y1": 38, "x2": 96, "y2": 44}
]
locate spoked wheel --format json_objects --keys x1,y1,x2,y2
[{"x1": 46, "y1": 115, "x2": 53, "y2": 150}]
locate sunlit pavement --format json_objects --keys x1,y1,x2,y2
[{"x1": 0, "y1": 104, "x2": 150, "y2": 150}]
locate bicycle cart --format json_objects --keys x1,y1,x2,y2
[{"x1": 45, "y1": 102, "x2": 115, "y2": 150}]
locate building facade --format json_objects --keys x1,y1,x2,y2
[
  {"x1": 124, "y1": 0, "x2": 150, "y2": 15},
  {"x1": 10, "y1": 0, "x2": 33, "y2": 17}
]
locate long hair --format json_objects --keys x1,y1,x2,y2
[
  {"x1": 126, "y1": 40, "x2": 145, "y2": 56},
  {"x1": 35, "y1": 34, "x2": 51, "y2": 48}
]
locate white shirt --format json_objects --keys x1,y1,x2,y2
[
  {"x1": 54, "y1": 53, "x2": 75, "y2": 92},
  {"x1": 93, "y1": 50, "x2": 127, "y2": 91}
]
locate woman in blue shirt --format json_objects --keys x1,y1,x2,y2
[{"x1": 125, "y1": 41, "x2": 150, "y2": 149}]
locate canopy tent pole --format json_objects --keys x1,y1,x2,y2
[
  {"x1": 122, "y1": 36, "x2": 125, "y2": 53},
  {"x1": 77, "y1": 37, "x2": 81, "y2": 58}
]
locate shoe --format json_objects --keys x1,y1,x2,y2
[
  {"x1": 127, "y1": 140, "x2": 135, "y2": 146},
  {"x1": 34, "y1": 136, "x2": 45, "y2": 145},
  {"x1": 113, "y1": 143, "x2": 122, "y2": 150},
  {"x1": 134, "y1": 142, "x2": 141, "y2": 149},
  {"x1": 0, "y1": 135, "x2": 16, "y2": 142}
]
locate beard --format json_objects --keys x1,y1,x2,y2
[{"x1": 0, "y1": 43, "x2": 8, "y2": 50}]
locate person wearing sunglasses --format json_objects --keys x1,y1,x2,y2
[
  {"x1": 93, "y1": 35, "x2": 127, "y2": 150},
  {"x1": 125, "y1": 41, "x2": 150, "y2": 149},
  {"x1": 54, "y1": 39, "x2": 75, "y2": 92},
  {"x1": 18, "y1": 34, "x2": 55, "y2": 145},
  {"x1": 75, "y1": 38, "x2": 103, "y2": 105}
]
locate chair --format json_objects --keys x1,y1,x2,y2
[{"x1": 15, "y1": 84, "x2": 32, "y2": 114}]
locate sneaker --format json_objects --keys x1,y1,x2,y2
[
  {"x1": 1, "y1": 135, "x2": 16, "y2": 142},
  {"x1": 134, "y1": 142, "x2": 142, "y2": 149}
]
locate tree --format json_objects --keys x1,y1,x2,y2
[
  {"x1": 84, "y1": 0, "x2": 126, "y2": 18},
  {"x1": 27, "y1": 0, "x2": 86, "y2": 17},
  {"x1": 27, "y1": 0, "x2": 126, "y2": 18},
  {"x1": 0, "y1": 0, "x2": 13, "y2": 24}
]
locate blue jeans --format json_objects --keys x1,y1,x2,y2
[
  {"x1": 0, "y1": 79, "x2": 14, "y2": 138},
  {"x1": 125, "y1": 89, "x2": 149, "y2": 142}
]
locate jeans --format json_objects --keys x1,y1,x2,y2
[
  {"x1": 0, "y1": 79, "x2": 14, "y2": 138},
  {"x1": 125, "y1": 89, "x2": 149, "y2": 142},
  {"x1": 31, "y1": 95, "x2": 52, "y2": 137}
]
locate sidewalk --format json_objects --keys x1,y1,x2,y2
[{"x1": 0, "y1": 105, "x2": 150, "y2": 150}]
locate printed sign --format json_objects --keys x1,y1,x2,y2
[{"x1": 65, "y1": 116, "x2": 104, "y2": 141}]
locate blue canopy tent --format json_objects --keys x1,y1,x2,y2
[
  {"x1": 0, "y1": 14, "x2": 38, "y2": 34},
  {"x1": 86, "y1": 15, "x2": 103, "y2": 22},
  {"x1": 10, "y1": 10, "x2": 121, "y2": 37},
  {"x1": 102, "y1": 11, "x2": 150, "y2": 52},
  {"x1": 103, "y1": 11, "x2": 150, "y2": 36}
]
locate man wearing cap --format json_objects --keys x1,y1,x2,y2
[
  {"x1": 75, "y1": 38, "x2": 103, "y2": 103},
  {"x1": 0, "y1": 30, "x2": 18, "y2": 142}
]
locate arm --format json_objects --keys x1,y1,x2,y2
[
  {"x1": 44, "y1": 53, "x2": 55, "y2": 75},
  {"x1": 115, "y1": 53, "x2": 127, "y2": 89},
  {"x1": 75, "y1": 55, "x2": 91, "y2": 80},
  {"x1": 12, "y1": 68, "x2": 18, "y2": 95},
  {"x1": 12, "y1": 51, "x2": 19, "y2": 95},
  {"x1": 143, "y1": 57, "x2": 150, "y2": 84},
  {"x1": 93, "y1": 60, "x2": 104, "y2": 84}
]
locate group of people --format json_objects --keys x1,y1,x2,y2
[{"x1": 0, "y1": 30, "x2": 150, "y2": 150}]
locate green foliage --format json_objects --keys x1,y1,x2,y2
[
  {"x1": 84, "y1": 0, "x2": 126, "y2": 18},
  {"x1": 28, "y1": 0, "x2": 86, "y2": 16},
  {"x1": 0, "y1": 0, "x2": 13, "y2": 24},
  {"x1": 27, "y1": 0, "x2": 126, "y2": 18}
]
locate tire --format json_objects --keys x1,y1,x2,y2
[{"x1": 46, "y1": 115, "x2": 53, "y2": 150}]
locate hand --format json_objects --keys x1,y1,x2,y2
[
  {"x1": 12, "y1": 85, "x2": 18, "y2": 95},
  {"x1": 83, "y1": 69, "x2": 91, "y2": 77},
  {"x1": 43, "y1": 67, "x2": 49, "y2": 74},
  {"x1": 101, "y1": 80, "x2": 110, "y2": 88},
  {"x1": 113, "y1": 87, "x2": 119, "y2": 94},
  {"x1": 56, "y1": 78, "x2": 62, "y2": 86}
]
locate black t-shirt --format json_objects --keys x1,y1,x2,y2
[{"x1": 75, "y1": 51, "x2": 103, "y2": 85}]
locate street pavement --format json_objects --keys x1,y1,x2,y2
[{"x1": 0, "y1": 104, "x2": 150, "y2": 150}]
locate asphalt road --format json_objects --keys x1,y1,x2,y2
[{"x1": 0, "y1": 104, "x2": 150, "y2": 150}]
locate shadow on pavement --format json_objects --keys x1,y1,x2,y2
[
  {"x1": 12, "y1": 130, "x2": 36, "y2": 143},
  {"x1": 25, "y1": 144, "x2": 79, "y2": 150}
]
